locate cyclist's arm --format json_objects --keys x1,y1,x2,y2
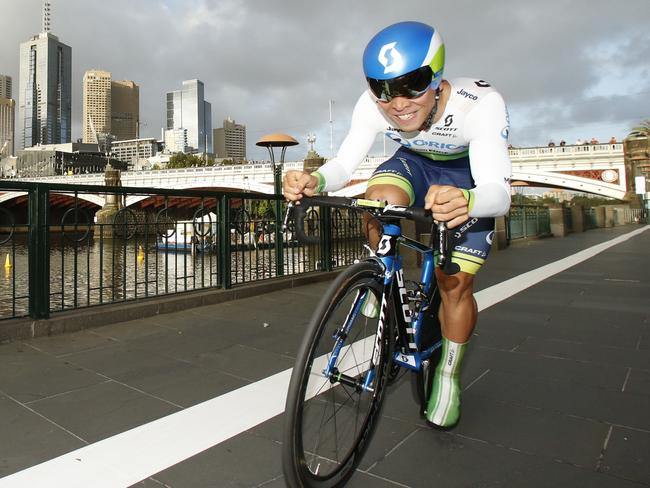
[
  {"x1": 312, "y1": 92, "x2": 383, "y2": 192},
  {"x1": 463, "y1": 91, "x2": 512, "y2": 217}
]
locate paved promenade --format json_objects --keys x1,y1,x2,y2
[{"x1": 0, "y1": 224, "x2": 648, "y2": 487}]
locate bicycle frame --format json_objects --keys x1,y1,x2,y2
[{"x1": 320, "y1": 221, "x2": 442, "y2": 393}]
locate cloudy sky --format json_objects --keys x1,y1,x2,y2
[{"x1": 1, "y1": 0, "x2": 649, "y2": 160}]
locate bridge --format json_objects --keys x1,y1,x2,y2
[{"x1": 0, "y1": 143, "x2": 629, "y2": 207}]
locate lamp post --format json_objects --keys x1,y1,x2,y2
[{"x1": 256, "y1": 133, "x2": 299, "y2": 277}]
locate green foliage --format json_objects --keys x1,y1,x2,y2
[
  {"x1": 167, "y1": 152, "x2": 206, "y2": 168},
  {"x1": 630, "y1": 119, "x2": 650, "y2": 136},
  {"x1": 570, "y1": 195, "x2": 621, "y2": 207}
]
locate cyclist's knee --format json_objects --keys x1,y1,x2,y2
[
  {"x1": 365, "y1": 184, "x2": 411, "y2": 206},
  {"x1": 436, "y1": 270, "x2": 474, "y2": 303}
]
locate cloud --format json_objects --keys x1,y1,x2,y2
[{"x1": 1, "y1": 0, "x2": 648, "y2": 158}]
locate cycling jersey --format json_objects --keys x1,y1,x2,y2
[{"x1": 313, "y1": 78, "x2": 512, "y2": 218}]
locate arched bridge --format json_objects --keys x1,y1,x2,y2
[{"x1": 0, "y1": 143, "x2": 629, "y2": 207}]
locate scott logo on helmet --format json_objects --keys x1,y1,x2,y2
[{"x1": 378, "y1": 42, "x2": 404, "y2": 74}]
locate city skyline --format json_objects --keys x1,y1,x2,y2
[{"x1": 0, "y1": 0, "x2": 648, "y2": 160}]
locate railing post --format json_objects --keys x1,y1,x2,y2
[
  {"x1": 218, "y1": 194, "x2": 232, "y2": 289},
  {"x1": 274, "y1": 196, "x2": 284, "y2": 277},
  {"x1": 28, "y1": 184, "x2": 50, "y2": 319}
]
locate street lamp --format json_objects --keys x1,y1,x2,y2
[
  {"x1": 256, "y1": 133, "x2": 298, "y2": 277},
  {"x1": 255, "y1": 133, "x2": 298, "y2": 196}
]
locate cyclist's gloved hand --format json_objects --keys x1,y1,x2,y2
[
  {"x1": 283, "y1": 171, "x2": 319, "y2": 202},
  {"x1": 424, "y1": 184, "x2": 469, "y2": 229}
]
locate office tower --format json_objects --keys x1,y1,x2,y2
[
  {"x1": 214, "y1": 117, "x2": 246, "y2": 160},
  {"x1": 165, "y1": 79, "x2": 212, "y2": 154},
  {"x1": 0, "y1": 75, "x2": 12, "y2": 99},
  {"x1": 0, "y1": 98, "x2": 15, "y2": 157},
  {"x1": 111, "y1": 80, "x2": 139, "y2": 141},
  {"x1": 0, "y1": 74, "x2": 14, "y2": 157},
  {"x1": 17, "y1": 2, "x2": 72, "y2": 149},
  {"x1": 82, "y1": 70, "x2": 111, "y2": 143}
]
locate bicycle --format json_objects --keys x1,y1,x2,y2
[{"x1": 282, "y1": 195, "x2": 459, "y2": 488}]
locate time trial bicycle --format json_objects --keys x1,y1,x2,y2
[{"x1": 282, "y1": 195, "x2": 459, "y2": 488}]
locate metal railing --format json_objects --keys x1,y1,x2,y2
[
  {"x1": 0, "y1": 181, "x2": 367, "y2": 321},
  {"x1": 506, "y1": 205, "x2": 551, "y2": 241}
]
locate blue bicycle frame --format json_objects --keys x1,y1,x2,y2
[{"x1": 320, "y1": 221, "x2": 442, "y2": 393}]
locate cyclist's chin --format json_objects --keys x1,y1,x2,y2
[{"x1": 391, "y1": 113, "x2": 425, "y2": 132}]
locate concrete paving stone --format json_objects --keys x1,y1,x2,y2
[
  {"x1": 0, "y1": 344, "x2": 106, "y2": 403},
  {"x1": 466, "y1": 345, "x2": 629, "y2": 391},
  {"x1": 59, "y1": 340, "x2": 198, "y2": 384},
  {"x1": 0, "y1": 393, "x2": 85, "y2": 478},
  {"x1": 27, "y1": 380, "x2": 180, "y2": 443},
  {"x1": 365, "y1": 427, "x2": 559, "y2": 488},
  {"x1": 625, "y1": 368, "x2": 650, "y2": 396},
  {"x1": 20, "y1": 329, "x2": 118, "y2": 357},
  {"x1": 515, "y1": 336, "x2": 650, "y2": 370},
  {"x1": 464, "y1": 369, "x2": 650, "y2": 431},
  {"x1": 472, "y1": 315, "x2": 553, "y2": 351},
  {"x1": 478, "y1": 300, "x2": 552, "y2": 325},
  {"x1": 149, "y1": 430, "x2": 283, "y2": 488},
  {"x1": 123, "y1": 326, "x2": 239, "y2": 363},
  {"x1": 356, "y1": 416, "x2": 420, "y2": 472},
  {"x1": 600, "y1": 425, "x2": 650, "y2": 485},
  {"x1": 91, "y1": 316, "x2": 181, "y2": 341},
  {"x1": 127, "y1": 477, "x2": 169, "y2": 487},
  {"x1": 584, "y1": 280, "x2": 650, "y2": 301},
  {"x1": 569, "y1": 298, "x2": 650, "y2": 315},
  {"x1": 453, "y1": 395, "x2": 610, "y2": 467},
  {"x1": 101, "y1": 358, "x2": 249, "y2": 409},
  {"x1": 193, "y1": 343, "x2": 296, "y2": 383},
  {"x1": 370, "y1": 427, "x2": 644, "y2": 488},
  {"x1": 542, "y1": 311, "x2": 645, "y2": 349}
]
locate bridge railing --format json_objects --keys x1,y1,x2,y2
[
  {"x1": 506, "y1": 205, "x2": 552, "y2": 240},
  {"x1": 0, "y1": 181, "x2": 367, "y2": 322}
]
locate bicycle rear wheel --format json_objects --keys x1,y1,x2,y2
[{"x1": 283, "y1": 261, "x2": 392, "y2": 488}]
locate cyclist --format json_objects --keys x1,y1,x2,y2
[{"x1": 283, "y1": 21, "x2": 511, "y2": 428}]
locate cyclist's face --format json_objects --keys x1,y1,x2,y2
[{"x1": 376, "y1": 88, "x2": 436, "y2": 132}]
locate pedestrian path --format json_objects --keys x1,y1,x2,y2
[{"x1": 0, "y1": 225, "x2": 648, "y2": 487}]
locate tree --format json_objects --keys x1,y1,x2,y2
[
  {"x1": 167, "y1": 152, "x2": 204, "y2": 168},
  {"x1": 630, "y1": 119, "x2": 650, "y2": 136}
]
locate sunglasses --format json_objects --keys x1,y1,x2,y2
[{"x1": 366, "y1": 66, "x2": 433, "y2": 102}]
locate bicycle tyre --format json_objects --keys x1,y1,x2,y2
[
  {"x1": 283, "y1": 261, "x2": 392, "y2": 488},
  {"x1": 411, "y1": 286, "x2": 443, "y2": 416}
]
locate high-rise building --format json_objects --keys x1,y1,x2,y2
[
  {"x1": 111, "y1": 80, "x2": 139, "y2": 141},
  {"x1": 214, "y1": 117, "x2": 246, "y2": 160},
  {"x1": 0, "y1": 75, "x2": 12, "y2": 99},
  {"x1": 165, "y1": 79, "x2": 212, "y2": 154},
  {"x1": 17, "y1": 2, "x2": 72, "y2": 149},
  {"x1": 82, "y1": 70, "x2": 111, "y2": 143},
  {"x1": 0, "y1": 74, "x2": 15, "y2": 157},
  {"x1": 83, "y1": 71, "x2": 139, "y2": 143}
]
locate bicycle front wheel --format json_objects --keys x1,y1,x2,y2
[{"x1": 283, "y1": 261, "x2": 392, "y2": 488}]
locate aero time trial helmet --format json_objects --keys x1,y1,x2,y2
[{"x1": 363, "y1": 21, "x2": 445, "y2": 102}]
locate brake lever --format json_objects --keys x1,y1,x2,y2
[{"x1": 436, "y1": 221, "x2": 461, "y2": 275}]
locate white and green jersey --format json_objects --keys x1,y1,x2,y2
[{"x1": 314, "y1": 78, "x2": 512, "y2": 217}]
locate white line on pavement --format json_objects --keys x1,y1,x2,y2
[{"x1": 1, "y1": 225, "x2": 647, "y2": 487}]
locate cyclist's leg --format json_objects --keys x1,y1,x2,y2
[
  {"x1": 422, "y1": 157, "x2": 495, "y2": 427},
  {"x1": 425, "y1": 217, "x2": 495, "y2": 426},
  {"x1": 361, "y1": 149, "x2": 426, "y2": 317}
]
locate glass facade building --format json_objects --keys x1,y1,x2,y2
[
  {"x1": 165, "y1": 79, "x2": 212, "y2": 154},
  {"x1": 18, "y1": 33, "x2": 72, "y2": 149}
]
